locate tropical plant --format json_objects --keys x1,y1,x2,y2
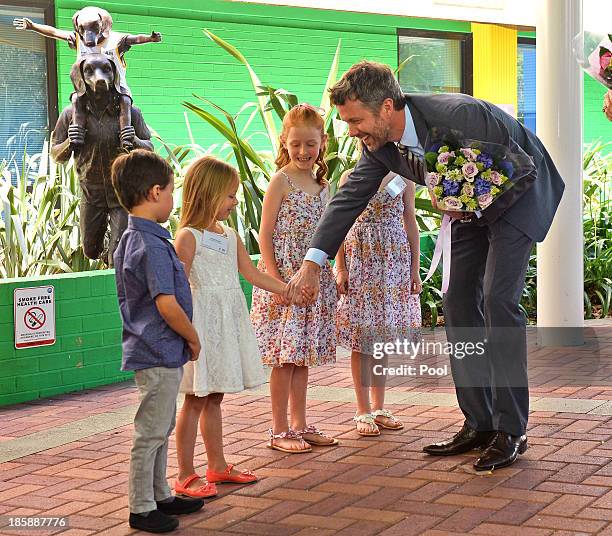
[
  {"x1": 0, "y1": 142, "x2": 102, "y2": 278},
  {"x1": 582, "y1": 141, "x2": 611, "y2": 318},
  {"x1": 517, "y1": 141, "x2": 612, "y2": 321}
]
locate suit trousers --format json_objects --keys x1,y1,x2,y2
[
  {"x1": 129, "y1": 366, "x2": 183, "y2": 514},
  {"x1": 442, "y1": 217, "x2": 534, "y2": 437}
]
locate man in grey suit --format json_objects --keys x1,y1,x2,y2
[{"x1": 287, "y1": 61, "x2": 564, "y2": 471}]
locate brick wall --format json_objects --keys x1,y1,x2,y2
[{"x1": 0, "y1": 271, "x2": 127, "y2": 407}]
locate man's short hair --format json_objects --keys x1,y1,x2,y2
[
  {"x1": 111, "y1": 149, "x2": 173, "y2": 211},
  {"x1": 329, "y1": 61, "x2": 405, "y2": 113}
]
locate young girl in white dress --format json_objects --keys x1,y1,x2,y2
[{"x1": 173, "y1": 156, "x2": 287, "y2": 497}]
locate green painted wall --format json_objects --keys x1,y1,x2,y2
[
  {"x1": 0, "y1": 271, "x2": 127, "y2": 407},
  {"x1": 53, "y1": 1, "x2": 609, "y2": 152},
  {"x1": 0, "y1": 266, "x2": 259, "y2": 407},
  {"x1": 54, "y1": 0, "x2": 468, "y2": 150}
]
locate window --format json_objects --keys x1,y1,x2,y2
[
  {"x1": 397, "y1": 29, "x2": 473, "y2": 95},
  {"x1": 517, "y1": 37, "x2": 536, "y2": 132},
  {"x1": 0, "y1": 1, "x2": 57, "y2": 168}
]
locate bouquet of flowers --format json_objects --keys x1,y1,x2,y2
[
  {"x1": 424, "y1": 135, "x2": 535, "y2": 214},
  {"x1": 421, "y1": 131, "x2": 535, "y2": 293},
  {"x1": 578, "y1": 33, "x2": 612, "y2": 89}
]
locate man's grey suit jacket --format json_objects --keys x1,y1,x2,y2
[{"x1": 310, "y1": 93, "x2": 565, "y2": 258}]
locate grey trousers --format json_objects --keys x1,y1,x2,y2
[
  {"x1": 443, "y1": 218, "x2": 534, "y2": 437},
  {"x1": 129, "y1": 366, "x2": 183, "y2": 514}
]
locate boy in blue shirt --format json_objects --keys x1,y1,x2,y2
[{"x1": 112, "y1": 150, "x2": 206, "y2": 533}]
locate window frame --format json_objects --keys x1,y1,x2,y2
[
  {"x1": 5, "y1": 0, "x2": 59, "y2": 129},
  {"x1": 517, "y1": 35, "x2": 536, "y2": 129},
  {"x1": 396, "y1": 28, "x2": 473, "y2": 96}
]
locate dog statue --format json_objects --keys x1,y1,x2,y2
[{"x1": 50, "y1": 54, "x2": 154, "y2": 265}]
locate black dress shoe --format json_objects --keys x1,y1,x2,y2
[
  {"x1": 423, "y1": 423, "x2": 496, "y2": 456},
  {"x1": 473, "y1": 432, "x2": 527, "y2": 471},
  {"x1": 129, "y1": 510, "x2": 179, "y2": 533},
  {"x1": 157, "y1": 496, "x2": 205, "y2": 515}
]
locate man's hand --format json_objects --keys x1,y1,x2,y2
[
  {"x1": 13, "y1": 17, "x2": 33, "y2": 30},
  {"x1": 150, "y1": 31, "x2": 162, "y2": 42},
  {"x1": 68, "y1": 124, "x2": 86, "y2": 147},
  {"x1": 604, "y1": 90, "x2": 612, "y2": 122},
  {"x1": 187, "y1": 337, "x2": 201, "y2": 361},
  {"x1": 272, "y1": 293, "x2": 289, "y2": 306},
  {"x1": 286, "y1": 261, "x2": 320, "y2": 305},
  {"x1": 120, "y1": 125, "x2": 135, "y2": 150}
]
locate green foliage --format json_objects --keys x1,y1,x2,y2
[
  {"x1": 582, "y1": 141, "x2": 611, "y2": 319},
  {"x1": 0, "y1": 142, "x2": 102, "y2": 278}
]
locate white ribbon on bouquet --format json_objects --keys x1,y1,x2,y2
[
  {"x1": 422, "y1": 214, "x2": 452, "y2": 294},
  {"x1": 422, "y1": 210, "x2": 482, "y2": 294}
]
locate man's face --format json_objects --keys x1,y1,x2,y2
[{"x1": 336, "y1": 98, "x2": 391, "y2": 152}]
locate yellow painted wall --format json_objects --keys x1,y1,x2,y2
[{"x1": 471, "y1": 23, "x2": 518, "y2": 116}]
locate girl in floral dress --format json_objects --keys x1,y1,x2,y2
[
  {"x1": 335, "y1": 169, "x2": 422, "y2": 436},
  {"x1": 250, "y1": 104, "x2": 338, "y2": 453}
]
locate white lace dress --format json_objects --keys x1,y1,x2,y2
[{"x1": 179, "y1": 225, "x2": 266, "y2": 396}]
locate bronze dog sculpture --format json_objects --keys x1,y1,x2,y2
[{"x1": 50, "y1": 54, "x2": 153, "y2": 265}]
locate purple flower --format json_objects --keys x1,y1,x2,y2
[
  {"x1": 478, "y1": 193, "x2": 494, "y2": 209},
  {"x1": 442, "y1": 196, "x2": 463, "y2": 210},
  {"x1": 477, "y1": 153, "x2": 493, "y2": 168},
  {"x1": 460, "y1": 148, "x2": 478, "y2": 161},
  {"x1": 489, "y1": 171, "x2": 503, "y2": 185},
  {"x1": 474, "y1": 178, "x2": 492, "y2": 196},
  {"x1": 461, "y1": 183, "x2": 475, "y2": 197},
  {"x1": 442, "y1": 179, "x2": 460, "y2": 197},
  {"x1": 499, "y1": 160, "x2": 514, "y2": 178},
  {"x1": 462, "y1": 162, "x2": 479, "y2": 178},
  {"x1": 438, "y1": 151, "x2": 454, "y2": 164},
  {"x1": 426, "y1": 172, "x2": 441, "y2": 189}
]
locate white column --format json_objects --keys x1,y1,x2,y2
[{"x1": 536, "y1": 0, "x2": 584, "y2": 346}]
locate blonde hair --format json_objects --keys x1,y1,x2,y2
[
  {"x1": 179, "y1": 156, "x2": 239, "y2": 231},
  {"x1": 275, "y1": 103, "x2": 328, "y2": 185}
]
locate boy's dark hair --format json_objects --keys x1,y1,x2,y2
[
  {"x1": 111, "y1": 149, "x2": 174, "y2": 211},
  {"x1": 329, "y1": 60, "x2": 405, "y2": 113}
]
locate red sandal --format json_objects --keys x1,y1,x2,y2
[
  {"x1": 205, "y1": 463, "x2": 258, "y2": 484},
  {"x1": 174, "y1": 474, "x2": 217, "y2": 498}
]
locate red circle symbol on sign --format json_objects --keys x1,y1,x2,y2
[{"x1": 24, "y1": 307, "x2": 46, "y2": 330}]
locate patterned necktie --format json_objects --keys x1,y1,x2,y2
[{"x1": 397, "y1": 143, "x2": 426, "y2": 183}]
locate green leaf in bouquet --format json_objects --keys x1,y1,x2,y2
[{"x1": 425, "y1": 152, "x2": 438, "y2": 170}]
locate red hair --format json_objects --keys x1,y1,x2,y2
[{"x1": 275, "y1": 103, "x2": 328, "y2": 185}]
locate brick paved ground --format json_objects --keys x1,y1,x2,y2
[{"x1": 1, "y1": 325, "x2": 611, "y2": 535}]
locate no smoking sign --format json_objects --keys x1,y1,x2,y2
[
  {"x1": 14, "y1": 286, "x2": 56, "y2": 349},
  {"x1": 24, "y1": 307, "x2": 46, "y2": 330}
]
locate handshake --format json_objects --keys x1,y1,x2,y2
[{"x1": 276, "y1": 261, "x2": 321, "y2": 307}]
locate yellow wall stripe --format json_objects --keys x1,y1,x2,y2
[{"x1": 471, "y1": 23, "x2": 518, "y2": 116}]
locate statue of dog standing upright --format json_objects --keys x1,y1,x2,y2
[{"x1": 50, "y1": 54, "x2": 154, "y2": 265}]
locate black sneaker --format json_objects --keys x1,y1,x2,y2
[
  {"x1": 129, "y1": 510, "x2": 179, "y2": 533},
  {"x1": 156, "y1": 496, "x2": 205, "y2": 515}
]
